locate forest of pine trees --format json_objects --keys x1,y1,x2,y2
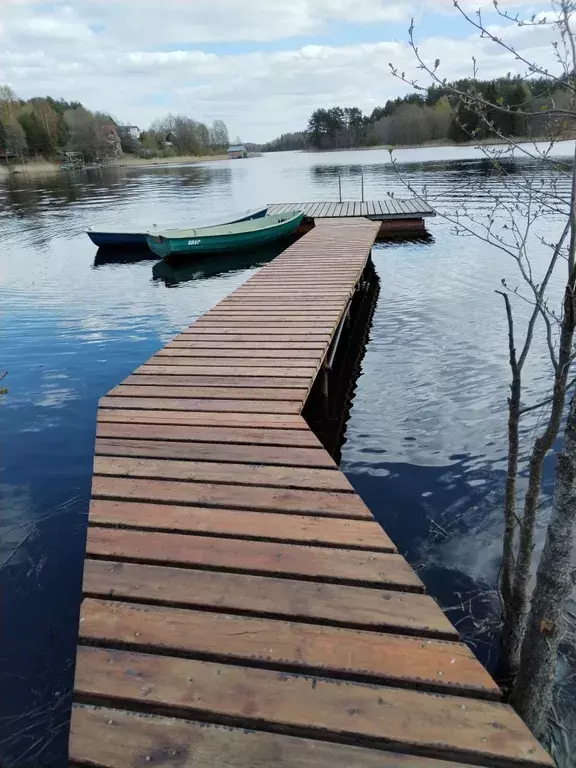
[{"x1": 261, "y1": 76, "x2": 576, "y2": 152}]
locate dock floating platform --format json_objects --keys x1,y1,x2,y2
[
  {"x1": 268, "y1": 198, "x2": 435, "y2": 236},
  {"x1": 70, "y1": 220, "x2": 551, "y2": 768}
]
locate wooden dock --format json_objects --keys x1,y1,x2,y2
[
  {"x1": 70, "y1": 220, "x2": 551, "y2": 768},
  {"x1": 268, "y1": 198, "x2": 435, "y2": 235}
]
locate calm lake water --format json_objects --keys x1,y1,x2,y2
[{"x1": 1, "y1": 144, "x2": 574, "y2": 765}]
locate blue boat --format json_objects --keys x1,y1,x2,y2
[{"x1": 86, "y1": 207, "x2": 268, "y2": 248}]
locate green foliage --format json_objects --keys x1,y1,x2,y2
[
  {"x1": 261, "y1": 131, "x2": 308, "y2": 152},
  {"x1": 0, "y1": 85, "x2": 229, "y2": 162},
  {"x1": 209, "y1": 119, "x2": 229, "y2": 149},
  {"x1": 19, "y1": 111, "x2": 53, "y2": 156},
  {"x1": 263, "y1": 74, "x2": 576, "y2": 152}
]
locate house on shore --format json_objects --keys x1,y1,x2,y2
[
  {"x1": 119, "y1": 126, "x2": 141, "y2": 140},
  {"x1": 98, "y1": 123, "x2": 123, "y2": 156},
  {"x1": 228, "y1": 144, "x2": 247, "y2": 159}
]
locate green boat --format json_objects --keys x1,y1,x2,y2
[{"x1": 146, "y1": 211, "x2": 304, "y2": 259}]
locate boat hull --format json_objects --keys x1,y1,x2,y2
[
  {"x1": 88, "y1": 231, "x2": 146, "y2": 246},
  {"x1": 87, "y1": 207, "x2": 268, "y2": 248},
  {"x1": 147, "y1": 212, "x2": 304, "y2": 259}
]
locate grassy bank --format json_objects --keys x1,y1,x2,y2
[
  {"x1": 0, "y1": 153, "x2": 229, "y2": 178},
  {"x1": 112, "y1": 154, "x2": 228, "y2": 168},
  {"x1": 0, "y1": 160, "x2": 61, "y2": 177},
  {"x1": 304, "y1": 134, "x2": 576, "y2": 153}
]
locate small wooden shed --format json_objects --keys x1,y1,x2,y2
[{"x1": 228, "y1": 144, "x2": 247, "y2": 159}]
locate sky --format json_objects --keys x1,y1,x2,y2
[{"x1": 0, "y1": 0, "x2": 562, "y2": 142}]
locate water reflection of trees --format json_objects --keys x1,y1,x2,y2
[
  {"x1": 311, "y1": 157, "x2": 529, "y2": 182},
  {"x1": 0, "y1": 164, "x2": 232, "y2": 222}
]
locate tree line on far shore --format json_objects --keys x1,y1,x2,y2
[
  {"x1": 261, "y1": 75, "x2": 576, "y2": 151},
  {"x1": 0, "y1": 85, "x2": 231, "y2": 164}
]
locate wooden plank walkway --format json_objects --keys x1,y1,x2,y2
[
  {"x1": 70, "y1": 220, "x2": 551, "y2": 768},
  {"x1": 268, "y1": 198, "x2": 436, "y2": 220}
]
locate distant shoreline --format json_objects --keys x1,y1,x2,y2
[
  {"x1": 301, "y1": 135, "x2": 576, "y2": 153},
  {"x1": 0, "y1": 153, "x2": 229, "y2": 178}
]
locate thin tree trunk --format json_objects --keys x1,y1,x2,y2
[
  {"x1": 507, "y1": 278, "x2": 576, "y2": 674},
  {"x1": 497, "y1": 292, "x2": 520, "y2": 621},
  {"x1": 511, "y1": 390, "x2": 576, "y2": 738},
  {"x1": 501, "y1": 367, "x2": 521, "y2": 670}
]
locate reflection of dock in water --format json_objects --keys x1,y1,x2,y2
[{"x1": 70, "y1": 219, "x2": 551, "y2": 768}]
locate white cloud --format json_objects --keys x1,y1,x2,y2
[{"x1": 0, "y1": 0, "x2": 563, "y2": 141}]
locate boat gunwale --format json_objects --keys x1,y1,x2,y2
[{"x1": 152, "y1": 211, "x2": 303, "y2": 242}]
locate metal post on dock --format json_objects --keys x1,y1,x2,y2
[
  {"x1": 338, "y1": 172, "x2": 342, "y2": 203},
  {"x1": 361, "y1": 167, "x2": 364, "y2": 203}
]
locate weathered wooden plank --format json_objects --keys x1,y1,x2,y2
[
  {"x1": 189, "y1": 323, "x2": 339, "y2": 332},
  {"x1": 90, "y1": 476, "x2": 373, "y2": 519},
  {"x1": 95, "y1": 438, "x2": 336, "y2": 468},
  {"x1": 74, "y1": 649, "x2": 550, "y2": 766},
  {"x1": 99, "y1": 397, "x2": 302, "y2": 414},
  {"x1": 78, "y1": 601, "x2": 497, "y2": 695},
  {"x1": 203, "y1": 309, "x2": 338, "y2": 317},
  {"x1": 145, "y1": 356, "x2": 320, "y2": 369},
  {"x1": 214, "y1": 298, "x2": 343, "y2": 306},
  {"x1": 97, "y1": 410, "x2": 307, "y2": 430},
  {"x1": 170, "y1": 334, "x2": 329, "y2": 352},
  {"x1": 70, "y1": 704, "x2": 482, "y2": 768},
  {"x1": 230, "y1": 280, "x2": 353, "y2": 287},
  {"x1": 85, "y1": 528, "x2": 421, "y2": 589},
  {"x1": 108, "y1": 385, "x2": 307, "y2": 401},
  {"x1": 89, "y1": 501, "x2": 389, "y2": 549},
  {"x1": 83, "y1": 559, "x2": 456, "y2": 636},
  {"x1": 178, "y1": 327, "x2": 332, "y2": 336},
  {"x1": 250, "y1": 275, "x2": 349, "y2": 281},
  {"x1": 96, "y1": 422, "x2": 322, "y2": 448},
  {"x1": 195, "y1": 308, "x2": 351, "y2": 316},
  {"x1": 307, "y1": 203, "x2": 321, "y2": 217},
  {"x1": 219, "y1": 284, "x2": 351, "y2": 291},
  {"x1": 238, "y1": 285, "x2": 351, "y2": 291},
  {"x1": 93, "y1": 457, "x2": 351, "y2": 492},
  {"x1": 124, "y1": 374, "x2": 311, "y2": 388},
  {"x1": 158, "y1": 347, "x2": 323, "y2": 359},
  {"x1": 136, "y1": 365, "x2": 315, "y2": 378},
  {"x1": 168, "y1": 341, "x2": 327, "y2": 350},
  {"x1": 213, "y1": 299, "x2": 344, "y2": 307}
]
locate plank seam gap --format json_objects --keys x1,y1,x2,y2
[
  {"x1": 75, "y1": 642, "x2": 498, "y2": 701},
  {"x1": 92, "y1": 473, "x2": 356, "y2": 494},
  {"x1": 87, "y1": 522, "x2": 393, "y2": 551},
  {"x1": 72, "y1": 695, "x2": 512, "y2": 765},
  {"x1": 83, "y1": 554, "x2": 424, "y2": 592},
  {"x1": 90, "y1": 496, "x2": 368, "y2": 520},
  {"x1": 80, "y1": 592, "x2": 457, "y2": 640}
]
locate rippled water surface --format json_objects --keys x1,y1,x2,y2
[{"x1": 1, "y1": 145, "x2": 574, "y2": 765}]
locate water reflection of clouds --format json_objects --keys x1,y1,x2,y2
[{"x1": 1, "y1": 483, "x2": 35, "y2": 570}]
